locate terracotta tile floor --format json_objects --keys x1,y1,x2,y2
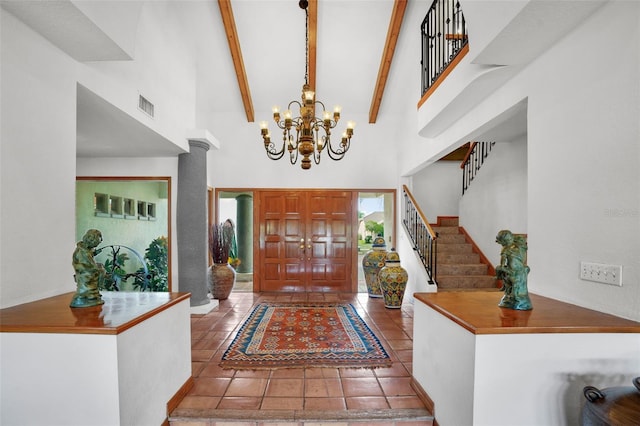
[{"x1": 169, "y1": 291, "x2": 433, "y2": 425}]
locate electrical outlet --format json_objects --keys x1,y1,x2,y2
[{"x1": 580, "y1": 262, "x2": 623, "y2": 286}]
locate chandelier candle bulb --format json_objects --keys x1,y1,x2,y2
[{"x1": 304, "y1": 90, "x2": 315, "y2": 104}]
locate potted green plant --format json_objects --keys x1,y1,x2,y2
[
  {"x1": 208, "y1": 222, "x2": 236, "y2": 299},
  {"x1": 133, "y1": 236, "x2": 168, "y2": 292}
]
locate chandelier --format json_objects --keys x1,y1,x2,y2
[{"x1": 259, "y1": 0, "x2": 355, "y2": 170}]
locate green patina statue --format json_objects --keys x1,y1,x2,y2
[
  {"x1": 70, "y1": 229, "x2": 106, "y2": 308},
  {"x1": 495, "y1": 229, "x2": 532, "y2": 311}
]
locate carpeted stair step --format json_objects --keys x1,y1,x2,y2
[
  {"x1": 437, "y1": 252, "x2": 481, "y2": 264},
  {"x1": 437, "y1": 274, "x2": 497, "y2": 289},
  {"x1": 432, "y1": 225, "x2": 459, "y2": 235},
  {"x1": 438, "y1": 217, "x2": 460, "y2": 227},
  {"x1": 438, "y1": 263, "x2": 488, "y2": 275},
  {"x1": 437, "y1": 243, "x2": 473, "y2": 253},
  {"x1": 436, "y1": 232, "x2": 467, "y2": 244}
]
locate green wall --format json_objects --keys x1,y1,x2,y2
[{"x1": 76, "y1": 180, "x2": 168, "y2": 290}]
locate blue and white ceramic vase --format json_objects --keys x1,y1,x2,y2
[
  {"x1": 378, "y1": 249, "x2": 408, "y2": 309},
  {"x1": 362, "y1": 236, "x2": 387, "y2": 298}
]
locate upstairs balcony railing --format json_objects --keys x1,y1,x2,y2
[
  {"x1": 402, "y1": 185, "x2": 437, "y2": 284},
  {"x1": 421, "y1": 0, "x2": 468, "y2": 96},
  {"x1": 461, "y1": 141, "x2": 496, "y2": 195}
]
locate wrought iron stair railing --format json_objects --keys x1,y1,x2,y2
[
  {"x1": 402, "y1": 185, "x2": 437, "y2": 284},
  {"x1": 421, "y1": 0, "x2": 468, "y2": 96},
  {"x1": 461, "y1": 141, "x2": 496, "y2": 195}
]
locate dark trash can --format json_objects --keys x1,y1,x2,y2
[{"x1": 581, "y1": 377, "x2": 640, "y2": 425}]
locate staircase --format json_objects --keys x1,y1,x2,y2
[{"x1": 432, "y1": 217, "x2": 498, "y2": 291}]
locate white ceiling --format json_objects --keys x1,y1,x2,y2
[
  {"x1": 2, "y1": 0, "x2": 606, "y2": 159},
  {"x1": 2, "y1": 0, "x2": 419, "y2": 158}
]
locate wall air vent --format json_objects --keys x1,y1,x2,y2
[{"x1": 138, "y1": 94, "x2": 154, "y2": 118}]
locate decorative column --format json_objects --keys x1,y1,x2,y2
[
  {"x1": 235, "y1": 193, "x2": 253, "y2": 273},
  {"x1": 177, "y1": 140, "x2": 210, "y2": 306}
]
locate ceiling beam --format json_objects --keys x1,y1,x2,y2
[
  {"x1": 307, "y1": 0, "x2": 317, "y2": 92},
  {"x1": 218, "y1": 0, "x2": 254, "y2": 122},
  {"x1": 369, "y1": 0, "x2": 407, "y2": 123}
]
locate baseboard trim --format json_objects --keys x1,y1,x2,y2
[
  {"x1": 164, "y1": 375, "x2": 194, "y2": 425},
  {"x1": 411, "y1": 377, "x2": 438, "y2": 426},
  {"x1": 458, "y1": 226, "x2": 497, "y2": 279}
]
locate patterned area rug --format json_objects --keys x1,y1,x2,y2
[{"x1": 220, "y1": 303, "x2": 391, "y2": 369}]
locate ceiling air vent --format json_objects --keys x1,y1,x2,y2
[{"x1": 138, "y1": 94, "x2": 154, "y2": 118}]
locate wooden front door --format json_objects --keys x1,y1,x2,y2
[{"x1": 257, "y1": 190, "x2": 355, "y2": 292}]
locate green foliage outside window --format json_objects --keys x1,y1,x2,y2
[{"x1": 365, "y1": 221, "x2": 384, "y2": 238}]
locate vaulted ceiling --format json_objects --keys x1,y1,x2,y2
[
  {"x1": 218, "y1": 0, "x2": 407, "y2": 124},
  {"x1": 1, "y1": 0, "x2": 419, "y2": 157}
]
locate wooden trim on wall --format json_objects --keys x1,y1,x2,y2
[
  {"x1": 410, "y1": 377, "x2": 438, "y2": 426},
  {"x1": 459, "y1": 225, "x2": 497, "y2": 278},
  {"x1": 369, "y1": 0, "x2": 407, "y2": 123},
  {"x1": 417, "y1": 43, "x2": 469, "y2": 109},
  {"x1": 218, "y1": 0, "x2": 254, "y2": 122},
  {"x1": 76, "y1": 176, "x2": 173, "y2": 291},
  {"x1": 164, "y1": 376, "x2": 194, "y2": 425}
]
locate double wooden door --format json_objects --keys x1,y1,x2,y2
[{"x1": 257, "y1": 190, "x2": 356, "y2": 292}]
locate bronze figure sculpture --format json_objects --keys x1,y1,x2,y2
[
  {"x1": 70, "y1": 229, "x2": 106, "y2": 308},
  {"x1": 495, "y1": 230, "x2": 532, "y2": 310}
]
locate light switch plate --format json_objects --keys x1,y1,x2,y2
[{"x1": 580, "y1": 261, "x2": 623, "y2": 286}]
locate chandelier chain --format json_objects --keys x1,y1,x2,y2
[
  {"x1": 259, "y1": 0, "x2": 354, "y2": 170},
  {"x1": 304, "y1": 7, "x2": 309, "y2": 86}
]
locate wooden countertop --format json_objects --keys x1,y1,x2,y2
[
  {"x1": 414, "y1": 291, "x2": 640, "y2": 335},
  {"x1": 0, "y1": 291, "x2": 191, "y2": 335}
]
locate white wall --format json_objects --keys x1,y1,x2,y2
[
  {"x1": 77, "y1": 157, "x2": 180, "y2": 291},
  {"x1": 412, "y1": 161, "x2": 461, "y2": 224},
  {"x1": 524, "y1": 2, "x2": 639, "y2": 321},
  {"x1": 1, "y1": 1, "x2": 197, "y2": 307},
  {"x1": 401, "y1": 1, "x2": 640, "y2": 321},
  {"x1": 414, "y1": 300, "x2": 640, "y2": 426},
  {"x1": 205, "y1": 110, "x2": 400, "y2": 190},
  {"x1": 459, "y1": 137, "x2": 528, "y2": 265},
  {"x1": 77, "y1": 2, "x2": 197, "y2": 151},
  {"x1": 1, "y1": 10, "x2": 79, "y2": 307}
]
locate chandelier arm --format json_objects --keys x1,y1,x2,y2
[
  {"x1": 325, "y1": 137, "x2": 350, "y2": 160},
  {"x1": 264, "y1": 140, "x2": 287, "y2": 160},
  {"x1": 289, "y1": 127, "x2": 300, "y2": 165},
  {"x1": 313, "y1": 148, "x2": 322, "y2": 164},
  {"x1": 288, "y1": 100, "x2": 302, "y2": 111},
  {"x1": 312, "y1": 129, "x2": 323, "y2": 165}
]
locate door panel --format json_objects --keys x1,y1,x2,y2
[
  {"x1": 258, "y1": 190, "x2": 354, "y2": 292},
  {"x1": 261, "y1": 191, "x2": 306, "y2": 292}
]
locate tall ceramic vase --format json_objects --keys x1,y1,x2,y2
[
  {"x1": 362, "y1": 236, "x2": 387, "y2": 298},
  {"x1": 208, "y1": 262, "x2": 235, "y2": 300},
  {"x1": 378, "y1": 249, "x2": 408, "y2": 309}
]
